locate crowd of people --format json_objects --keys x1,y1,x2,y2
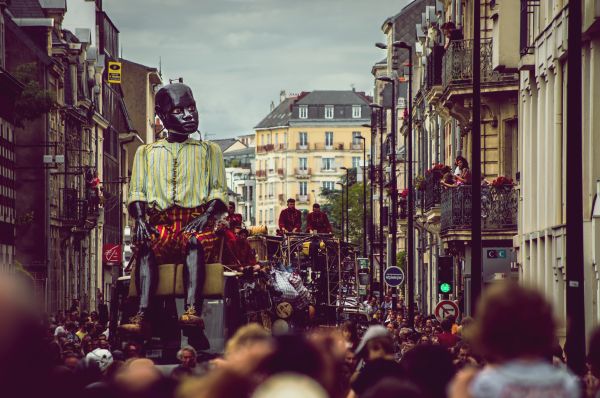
[{"x1": 3, "y1": 267, "x2": 600, "y2": 398}]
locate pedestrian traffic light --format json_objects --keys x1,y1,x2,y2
[{"x1": 437, "y1": 256, "x2": 454, "y2": 295}]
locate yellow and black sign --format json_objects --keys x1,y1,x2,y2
[{"x1": 107, "y1": 61, "x2": 122, "y2": 84}]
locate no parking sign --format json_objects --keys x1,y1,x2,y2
[{"x1": 434, "y1": 300, "x2": 460, "y2": 321}]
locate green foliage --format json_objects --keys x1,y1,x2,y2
[
  {"x1": 322, "y1": 180, "x2": 371, "y2": 246},
  {"x1": 396, "y1": 251, "x2": 406, "y2": 270},
  {"x1": 13, "y1": 63, "x2": 54, "y2": 127}
]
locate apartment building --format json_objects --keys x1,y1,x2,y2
[{"x1": 254, "y1": 90, "x2": 371, "y2": 233}]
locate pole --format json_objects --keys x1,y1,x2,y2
[
  {"x1": 338, "y1": 183, "x2": 345, "y2": 244},
  {"x1": 345, "y1": 168, "x2": 350, "y2": 243},
  {"x1": 369, "y1": 122, "x2": 375, "y2": 291},
  {"x1": 406, "y1": 52, "x2": 415, "y2": 328},
  {"x1": 471, "y1": 0, "x2": 483, "y2": 315},
  {"x1": 379, "y1": 108, "x2": 385, "y2": 301},
  {"x1": 565, "y1": 0, "x2": 585, "y2": 376},
  {"x1": 362, "y1": 137, "x2": 367, "y2": 258}
]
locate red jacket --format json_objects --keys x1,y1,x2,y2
[
  {"x1": 306, "y1": 211, "x2": 332, "y2": 233},
  {"x1": 226, "y1": 213, "x2": 243, "y2": 228},
  {"x1": 278, "y1": 208, "x2": 302, "y2": 232}
]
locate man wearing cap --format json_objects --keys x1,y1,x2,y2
[
  {"x1": 278, "y1": 198, "x2": 302, "y2": 234},
  {"x1": 306, "y1": 203, "x2": 332, "y2": 234},
  {"x1": 225, "y1": 201, "x2": 243, "y2": 230},
  {"x1": 349, "y1": 325, "x2": 403, "y2": 397}
]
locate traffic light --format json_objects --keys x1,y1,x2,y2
[{"x1": 437, "y1": 256, "x2": 454, "y2": 295}]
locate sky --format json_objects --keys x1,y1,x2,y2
[{"x1": 101, "y1": 0, "x2": 410, "y2": 138}]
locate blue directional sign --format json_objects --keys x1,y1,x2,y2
[{"x1": 384, "y1": 266, "x2": 405, "y2": 287}]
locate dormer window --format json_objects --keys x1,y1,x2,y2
[
  {"x1": 299, "y1": 105, "x2": 308, "y2": 119},
  {"x1": 352, "y1": 105, "x2": 361, "y2": 118},
  {"x1": 325, "y1": 105, "x2": 334, "y2": 119}
]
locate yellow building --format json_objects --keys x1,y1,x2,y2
[{"x1": 254, "y1": 90, "x2": 372, "y2": 232}]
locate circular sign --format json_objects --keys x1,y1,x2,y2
[
  {"x1": 383, "y1": 266, "x2": 405, "y2": 287},
  {"x1": 434, "y1": 300, "x2": 460, "y2": 322}
]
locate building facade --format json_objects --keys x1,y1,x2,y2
[
  {"x1": 254, "y1": 90, "x2": 371, "y2": 233},
  {"x1": 0, "y1": 0, "x2": 22, "y2": 271},
  {"x1": 518, "y1": 0, "x2": 600, "y2": 336}
]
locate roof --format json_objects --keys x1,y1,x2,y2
[
  {"x1": 121, "y1": 58, "x2": 159, "y2": 73},
  {"x1": 39, "y1": 0, "x2": 66, "y2": 10},
  {"x1": 254, "y1": 97, "x2": 294, "y2": 129},
  {"x1": 5, "y1": 15, "x2": 54, "y2": 66},
  {"x1": 211, "y1": 138, "x2": 239, "y2": 153},
  {"x1": 8, "y1": 0, "x2": 45, "y2": 18},
  {"x1": 295, "y1": 90, "x2": 370, "y2": 106},
  {"x1": 222, "y1": 146, "x2": 255, "y2": 158}
]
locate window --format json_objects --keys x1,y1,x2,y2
[
  {"x1": 299, "y1": 105, "x2": 308, "y2": 119},
  {"x1": 275, "y1": 134, "x2": 279, "y2": 145},
  {"x1": 299, "y1": 181, "x2": 308, "y2": 196},
  {"x1": 299, "y1": 132, "x2": 308, "y2": 146},
  {"x1": 269, "y1": 209, "x2": 274, "y2": 224},
  {"x1": 325, "y1": 131, "x2": 333, "y2": 147},
  {"x1": 322, "y1": 181, "x2": 335, "y2": 191},
  {"x1": 325, "y1": 105, "x2": 334, "y2": 119},
  {"x1": 299, "y1": 157, "x2": 308, "y2": 170},
  {"x1": 259, "y1": 210, "x2": 263, "y2": 224},
  {"x1": 352, "y1": 131, "x2": 362, "y2": 145},
  {"x1": 322, "y1": 157, "x2": 335, "y2": 171},
  {"x1": 352, "y1": 105, "x2": 361, "y2": 118},
  {"x1": 352, "y1": 156, "x2": 361, "y2": 169}
]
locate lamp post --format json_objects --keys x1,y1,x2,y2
[
  {"x1": 340, "y1": 166, "x2": 350, "y2": 243},
  {"x1": 361, "y1": 125, "x2": 374, "y2": 288},
  {"x1": 370, "y1": 103, "x2": 384, "y2": 300},
  {"x1": 376, "y1": 74, "x2": 398, "y2": 310},
  {"x1": 358, "y1": 135, "x2": 367, "y2": 257},
  {"x1": 392, "y1": 40, "x2": 414, "y2": 327},
  {"x1": 336, "y1": 181, "x2": 345, "y2": 244}
]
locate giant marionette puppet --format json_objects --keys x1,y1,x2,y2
[{"x1": 120, "y1": 83, "x2": 228, "y2": 333}]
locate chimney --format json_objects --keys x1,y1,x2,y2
[
  {"x1": 270, "y1": 101, "x2": 275, "y2": 111},
  {"x1": 280, "y1": 90, "x2": 286, "y2": 103}
]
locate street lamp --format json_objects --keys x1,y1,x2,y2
[
  {"x1": 357, "y1": 134, "x2": 367, "y2": 258},
  {"x1": 336, "y1": 181, "x2": 345, "y2": 244},
  {"x1": 376, "y1": 74, "x2": 398, "y2": 309},
  {"x1": 361, "y1": 125, "x2": 374, "y2": 288},
  {"x1": 370, "y1": 103, "x2": 384, "y2": 300},
  {"x1": 392, "y1": 40, "x2": 415, "y2": 328},
  {"x1": 340, "y1": 166, "x2": 350, "y2": 243}
]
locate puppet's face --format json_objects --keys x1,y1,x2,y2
[{"x1": 155, "y1": 83, "x2": 199, "y2": 134}]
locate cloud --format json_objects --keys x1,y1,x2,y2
[{"x1": 102, "y1": 0, "x2": 410, "y2": 137}]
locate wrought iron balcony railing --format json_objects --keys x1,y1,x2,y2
[
  {"x1": 424, "y1": 172, "x2": 442, "y2": 211},
  {"x1": 442, "y1": 39, "x2": 518, "y2": 88},
  {"x1": 440, "y1": 184, "x2": 518, "y2": 234}
]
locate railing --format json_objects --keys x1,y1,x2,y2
[
  {"x1": 256, "y1": 170, "x2": 267, "y2": 179},
  {"x1": 296, "y1": 143, "x2": 309, "y2": 150},
  {"x1": 296, "y1": 194, "x2": 309, "y2": 203},
  {"x1": 277, "y1": 168, "x2": 285, "y2": 176},
  {"x1": 442, "y1": 39, "x2": 518, "y2": 88},
  {"x1": 256, "y1": 144, "x2": 275, "y2": 153},
  {"x1": 320, "y1": 167, "x2": 337, "y2": 173},
  {"x1": 424, "y1": 45, "x2": 444, "y2": 90},
  {"x1": 424, "y1": 172, "x2": 442, "y2": 211},
  {"x1": 350, "y1": 142, "x2": 364, "y2": 150},
  {"x1": 313, "y1": 142, "x2": 345, "y2": 150},
  {"x1": 295, "y1": 168, "x2": 311, "y2": 178},
  {"x1": 520, "y1": 0, "x2": 540, "y2": 56},
  {"x1": 276, "y1": 143, "x2": 287, "y2": 151},
  {"x1": 440, "y1": 184, "x2": 518, "y2": 233}
]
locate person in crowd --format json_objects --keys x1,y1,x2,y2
[
  {"x1": 437, "y1": 317, "x2": 460, "y2": 349},
  {"x1": 362, "y1": 378, "x2": 424, "y2": 398},
  {"x1": 341, "y1": 320, "x2": 360, "y2": 351},
  {"x1": 587, "y1": 326, "x2": 600, "y2": 398},
  {"x1": 172, "y1": 346, "x2": 199, "y2": 379},
  {"x1": 124, "y1": 341, "x2": 143, "y2": 359},
  {"x1": 233, "y1": 228, "x2": 258, "y2": 268},
  {"x1": 349, "y1": 325, "x2": 403, "y2": 398},
  {"x1": 449, "y1": 281, "x2": 581, "y2": 398},
  {"x1": 278, "y1": 198, "x2": 302, "y2": 234},
  {"x1": 225, "y1": 201, "x2": 243, "y2": 230},
  {"x1": 306, "y1": 203, "x2": 332, "y2": 233},
  {"x1": 401, "y1": 344, "x2": 456, "y2": 398}
]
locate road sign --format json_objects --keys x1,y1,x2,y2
[
  {"x1": 383, "y1": 266, "x2": 405, "y2": 287},
  {"x1": 357, "y1": 257, "x2": 369, "y2": 270},
  {"x1": 107, "y1": 61, "x2": 122, "y2": 84},
  {"x1": 434, "y1": 300, "x2": 460, "y2": 321}
]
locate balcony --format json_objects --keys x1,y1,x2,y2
[
  {"x1": 256, "y1": 170, "x2": 267, "y2": 180},
  {"x1": 278, "y1": 194, "x2": 285, "y2": 203},
  {"x1": 296, "y1": 194, "x2": 309, "y2": 204},
  {"x1": 295, "y1": 168, "x2": 311, "y2": 179},
  {"x1": 277, "y1": 168, "x2": 285, "y2": 177},
  {"x1": 442, "y1": 39, "x2": 519, "y2": 89},
  {"x1": 320, "y1": 167, "x2": 337, "y2": 173},
  {"x1": 440, "y1": 184, "x2": 518, "y2": 236},
  {"x1": 256, "y1": 144, "x2": 275, "y2": 154},
  {"x1": 276, "y1": 143, "x2": 287, "y2": 151},
  {"x1": 296, "y1": 143, "x2": 310, "y2": 151},
  {"x1": 314, "y1": 142, "x2": 345, "y2": 150},
  {"x1": 424, "y1": 172, "x2": 442, "y2": 212},
  {"x1": 60, "y1": 188, "x2": 97, "y2": 229},
  {"x1": 350, "y1": 142, "x2": 364, "y2": 150}
]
